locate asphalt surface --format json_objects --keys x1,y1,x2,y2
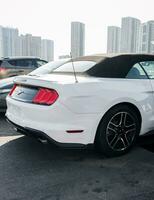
[{"x1": 0, "y1": 112, "x2": 154, "y2": 200}]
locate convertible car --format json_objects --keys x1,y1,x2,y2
[{"x1": 6, "y1": 54, "x2": 154, "y2": 157}]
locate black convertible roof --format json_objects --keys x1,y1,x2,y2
[{"x1": 76, "y1": 53, "x2": 154, "y2": 78}]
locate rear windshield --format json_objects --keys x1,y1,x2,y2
[{"x1": 54, "y1": 61, "x2": 96, "y2": 73}]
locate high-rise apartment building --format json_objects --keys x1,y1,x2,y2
[
  {"x1": 20, "y1": 34, "x2": 42, "y2": 58},
  {"x1": 140, "y1": 21, "x2": 154, "y2": 54},
  {"x1": 20, "y1": 34, "x2": 32, "y2": 56},
  {"x1": 31, "y1": 36, "x2": 41, "y2": 57},
  {"x1": 0, "y1": 25, "x2": 54, "y2": 60},
  {"x1": 107, "y1": 26, "x2": 121, "y2": 53},
  {"x1": 71, "y1": 21, "x2": 85, "y2": 58},
  {"x1": 0, "y1": 26, "x2": 3, "y2": 57},
  {"x1": 120, "y1": 17, "x2": 141, "y2": 53},
  {"x1": 2, "y1": 27, "x2": 19, "y2": 57},
  {"x1": 19, "y1": 34, "x2": 53, "y2": 60},
  {"x1": 41, "y1": 39, "x2": 54, "y2": 61}
]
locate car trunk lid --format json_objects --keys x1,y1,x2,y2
[{"x1": 9, "y1": 74, "x2": 79, "y2": 104}]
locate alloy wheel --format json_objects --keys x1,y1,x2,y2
[{"x1": 106, "y1": 112, "x2": 137, "y2": 151}]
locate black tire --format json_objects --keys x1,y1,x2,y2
[{"x1": 95, "y1": 105, "x2": 141, "y2": 157}]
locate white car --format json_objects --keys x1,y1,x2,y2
[{"x1": 6, "y1": 54, "x2": 154, "y2": 157}]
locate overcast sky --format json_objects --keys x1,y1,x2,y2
[{"x1": 0, "y1": 0, "x2": 154, "y2": 58}]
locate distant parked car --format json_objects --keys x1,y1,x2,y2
[
  {"x1": 0, "y1": 77, "x2": 14, "y2": 112},
  {"x1": 0, "y1": 59, "x2": 69, "y2": 112},
  {"x1": 0, "y1": 56, "x2": 47, "y2": 79},
  {"x1": 0, "y1": 56, "x2": 47, "y2": 112}
]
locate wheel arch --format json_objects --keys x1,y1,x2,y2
[{"x1": 94, "y1": 102, "x2": 142, "y2": 143}]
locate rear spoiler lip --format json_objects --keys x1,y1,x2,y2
[{"x1": 13, "y1": 75, "x2": 58, "y2": 89}]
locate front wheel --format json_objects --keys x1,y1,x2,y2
[{"x1": 95, "y1": 105, "x2": 140, "y2": 157}]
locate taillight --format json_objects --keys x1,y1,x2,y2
[
  {"x1": 9, "y1": 84, "x2": 17, "y2": 96},
  {"x1": 0, "y1": 67, "x2": 6, "y2": 72},
  {"x1": 32, "y1": 88, "x2": 59, "y2": 105}
]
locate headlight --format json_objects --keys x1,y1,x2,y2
[{"x1": 0, "y1": 89, "x2": 11, "y2": 94}]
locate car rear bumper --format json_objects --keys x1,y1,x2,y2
[
  {"x1": 6, "y1": 117, "x2": 87, "y2": 148},
  {"x1": 6, "y1": 96, "x2": 100, "y2": 145}
]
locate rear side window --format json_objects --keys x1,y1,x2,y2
[
  {"x1": 0, "y1": 60, "x2": 2, "y2": 66},
  {"x1": 140, "y1": 61, "x2": 154, "y2": 79},
  {"x1": 8, "y1": 59, "x2": 36, "y2": 68},
  {"x1": 126, "y1": 63, "x2": 148, "y2": 79}
]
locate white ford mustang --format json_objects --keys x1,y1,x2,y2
[{"x1": 6, "y1": 54, "x2": 154, "y2": 157}]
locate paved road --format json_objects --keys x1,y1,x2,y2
[
  {"x1": 0, "y1": 113, "x2": 18, "y2": 136},
  {"x1": 0, "y1": 113, "x2": 154, "y2": 200}
]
